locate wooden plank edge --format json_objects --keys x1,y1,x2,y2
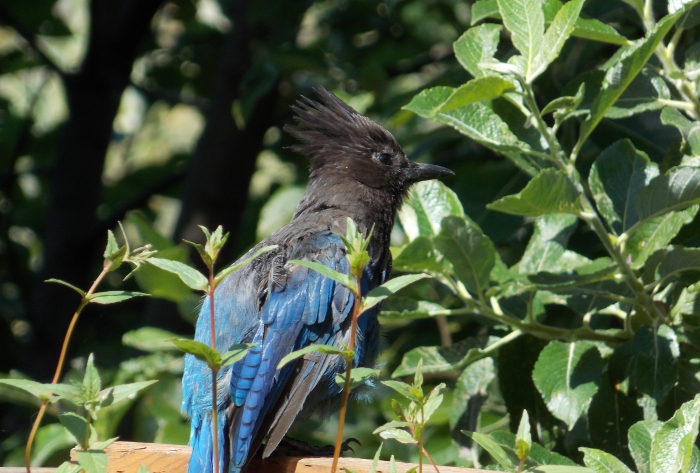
[{"x1": 25, "y1": 441, "x2": 493, "y2": 473}]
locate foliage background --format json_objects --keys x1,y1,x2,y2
[{"x1": 0, "y1": 0, "x2": 698, "y2": 469}]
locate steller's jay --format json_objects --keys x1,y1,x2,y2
[{"x1": 182, "y1": 88, "x2": 453, "y2": 473}]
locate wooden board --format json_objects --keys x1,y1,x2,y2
[{"x1": 48, "y1": 441, "x2": 492, "y2": 473}]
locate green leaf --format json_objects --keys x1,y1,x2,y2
[
  {"x1": 392, "y1": 237, "x2": 446, "y2": 274},
  {"x1": 516, "y1": 410, "x2": 532, "y2": 461},
  {"x1": 137, "y1": 465, "x2": 151, "y2": 473},
  {"x1": 404, "y1": 89, "x2": 535, "y2": 158},
  {"x1": 540, "y1": 0, "x2": 585, "y2": 74},
  {"x1": 83, "y1": 354, "x2": 101, "y2": 400},
  {"x1": 146, "y1": 258, "x2": 208, "y2": 292},
  {"x1": 221, "y1": 343, "x2": 256, "y2": 366},
  {"x1": 450, "y1": 358, "x2": 496, "y2": 430},
  {"x1": 633, "y1": 165, "x2": 700, "y2": 235},
  {"x1": 627, "y1": 206, "x2": 698, "y2": 268},
  {"x1": 496, "y1": 0, "x2": 544, "y2": 82},
  {"x1": 541, "y1": 84, "x2": 585, "y2": 116},
  {"x1": 55, "y1": 462, "x2": 82, "y2": 473},
  {"x1": 487, "y1": 169, "x2": 582, "y2": 216},
  {"x1": 629, "y1": 420, "x2": 663, "y2": 473},
  {"x1": 398, "y1": 180, "x2": 464, "y2": 240},
  {"x1": 465, "y1": 431, "x2": 516, "y2": 471},
  {"x1": 685, "y1": 43, "x2": 700, "y2": 80},
  {"x1": 0, "y1": 378, "x2": 61, "y2": 402},
  {"x1": 170, "y1": 339, "x2": 221, "y2": 368},
  {"x1": 671, "y1": 281, "x2": 700, "y2": 320},
  {"x1": 362, "y1": 274, "x2": 428, "y2": 312},
  {"x1": 393, "y1": 335, "x2": 502, "y2": 377},
  {"x1": 75, "y1": 450, "x2": 109, "y2": 473},
  {"x1": 605, "y1": 69, "x2": 671, "y2": 119},
  {"x1": 382, "y1": 380, "x2": 422, "y2": 403},
  {"x1": 97, "y1": 380, "x2": 156, "y2": 406},
  {"x1": 516, "y1": 213, "x2": 590, "y2": 275},
  {"x1": 376, "y1": 426, "x2": 417, "y2": 444},
  {"x1": 277, "y1": 343, "x2": 349, "y2": 369},
  {"x1": 214, "y1": 245, "x2": 278, "y2": 287},
  {"x1": 572, "y1": 18, "x2": 630, "y2": 46},
  {"x1": 367, "y1": 443, "x2": 383, "y2": 473},
  {"x1": 578, "y1": 10, "x2": 684, "y2": 147},
  {"x1": 580, "y1": 448, "x2": 634, "y2": 473},
  {"x1": 122, "y1": 327, "x2": 182, "y2": 352},
  {"x1": 422, "y1": 382, "x2": 446, "y2": 423},
  {"x1": 31, "y1": 424, "x2": 75, "y2": 468},
  {"x1": 434, "y1": 215, "x2": 496, "y2": 297},
  {"x1": 649, "y1": 396, "x2": 700, "y2": 473},
  {"x1": 335, "y1": 367, "x2": 380, "y2": 390},
  {"x1": 471, "y1": 0, "x2": 501, "y2": 24},
  {"x1": 60, "y1": 412, "x2": 88, "y2": 446},
  {"x1": 379, "y1": 297, "x2": 447, "y2": 321},
  {"x1": 654, "y1": 247, "x2": 700, "y2": 284},
  {"x1": 589, "y1": 139, "x2": 658, "y2": 234},
  {"x1": 454, "y1": 23, "x2": 503, "y2": 77},
  {"x1": 633, "y1": 325, "x2": 679, "y2": 403},
  {"x1": 660, "y1": 106, "x2": 700, "y2": 156},
  {"x1": 88, "y1": 291, "x2": 150, "y2": 305},
  {"x1": 45, "y1": 278, "x2": 86, "y2": 298},
  {"x1": 490, "y1": 430, "x2": 578, "y2": 467},
  {"x1": 287, "y1": 259, "x2": 355, "y2": 294},
  {"x1": 103, "y1": 230, "x2": 126, "y2": 270},
  {"x1": 436, "y1": 76, "x2": 515, "y2": 113},
  {"x1": 532, "y1": 340, "x2": 603, "y2": 429}
]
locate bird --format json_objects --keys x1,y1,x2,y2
[{"x1": 181, "y1": 88, "x2": 453, "y2": 473}]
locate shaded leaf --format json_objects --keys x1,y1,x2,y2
[
  {"x1": 393, "y1": 335, "x2": 501, "y2": 377},
  {"x1": 533, "y1": 341, "x2": 603, "y2": 429},
  {"x1": 97, "y1": 380, "x2": 156, "y2": 406},
  {"x1": 88, "y1": 291, "x2": 150, "y2": 305},
  {"x1": 45, "y1": 279, "x2": 86, "y2": 298},
  {"x1": 516, "y1": 213, "x2": 589, "y2": 275},
  {"x1": 633, "y1": 325, "x2": 679, "y2": 403},
  {"x1": 434, "y1": 215, "x2": 495, "y2": 297},
  {"x1": 541, "y1": 0, "x2": 585, "y2": 74},
  {"x1": 450, "y1": 358, "x2": 495, "y2": 430},
  {"x1": 392, "y1": 237, "x2": 446, "y2": 274},
  {"x1": 471, "y1": 0, "x2": 501, "y2": 24},
  {"x1": 60, "y1": 412, "x2": 88, "y2": 446},
  {"x1": 221, "y1": 343, "x2": 256, "y2": 366},
  {"x1": 589, "y1": 139, "x2": 658, "y2": 234},
  {"x1": 578, "y1": 11, "x2": 683, "y2": 146},
  {"x1": 627, "y1": 206, "x2": 698, "y2": 268}
]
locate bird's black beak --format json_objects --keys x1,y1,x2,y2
[{"x1": 404, "y1": 162, "x2": 455, "y2": 183}]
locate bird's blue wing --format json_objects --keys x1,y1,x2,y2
[{"x1": 227, "y1": 231, "x2": 355, "y2": 469}]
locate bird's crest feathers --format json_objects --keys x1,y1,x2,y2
[{"x1": 284, "y1": 88, "x2": 400, "y2": 172}]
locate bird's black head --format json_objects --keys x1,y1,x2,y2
[{"x1": 284, "y1": 88, "x2": 453, "y2": 201}]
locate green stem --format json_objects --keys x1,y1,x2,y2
[
  {"x1": 331, "y1": 281, "x2": 362, "y2": 473},
  {"x1": 522, "y1": 84, "x2": 566, "y2": 169},
  {"x1": 580, "y1": 202, "x2": 661, "y2": 324},
  {"x1": 25, "y1": 265, "x2": 111, "y2": 473}
]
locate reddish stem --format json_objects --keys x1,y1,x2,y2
[
  {"x1": 25, "y1": 266, "x2": 110, "y2": 473},
  {"x1": 208, "y1": 272, "x2": 219, "y2": 473},
  {"x1": 330, "y1": 281, "x2": 362, "y2": 473}
]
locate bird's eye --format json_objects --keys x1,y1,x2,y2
[{"x1": 376, "y1": 153, "x2": 392, "y2": 165}]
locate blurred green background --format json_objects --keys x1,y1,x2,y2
[{"x1": 0, "y1": 0, "x2": 665, "y2": 468}]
